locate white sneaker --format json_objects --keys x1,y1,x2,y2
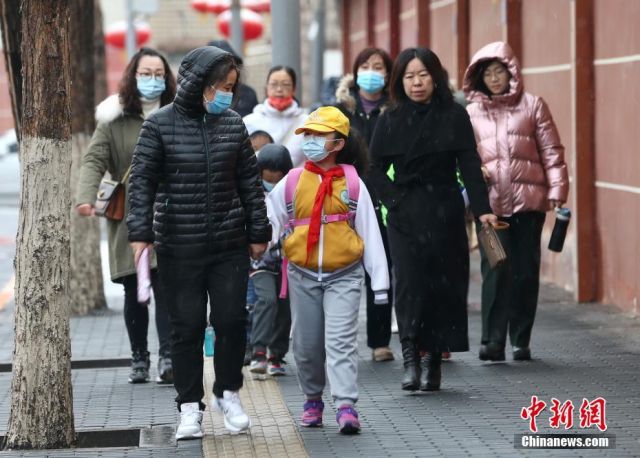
[
  {"x1": 213, "y1": 390, "x2": 251, "y2": 433},
  {"x1": 175, "y1": 402, "x2": 204, "y2": 440},
  {"x1": 249, "y1": 358, "x2": 267, "y2": 375}
]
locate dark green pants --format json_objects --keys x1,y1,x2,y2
[{"x1": 477, "y1": 211, "x2": 546, "y2": 348}]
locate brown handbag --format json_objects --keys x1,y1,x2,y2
[
  {"x1": 94, "y1": 165, "x2": 132, "y2": 221},
  {"x1": 477, "y1": 221, "x2": 509, "y2": 269}
]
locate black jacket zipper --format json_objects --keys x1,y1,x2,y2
[{"x1": 201, "y1": 114, "x2": 211, "y2": 249}]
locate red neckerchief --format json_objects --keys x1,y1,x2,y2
[{"x1": 303, "y1": 161, "x2": 345, "y2": 265}]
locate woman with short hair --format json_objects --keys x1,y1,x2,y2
[{"x1": 127, "y1": 46, "x2": 271, "y2": 440}]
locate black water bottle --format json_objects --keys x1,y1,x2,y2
[{"x1": 548, "y1": 207, "x2": 571, "y2": 252}]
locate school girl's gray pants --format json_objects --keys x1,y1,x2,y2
[{"x1": 288, "y1": 263, "x2": 363, "y2": 407}]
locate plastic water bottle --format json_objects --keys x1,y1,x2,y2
[
  {"x1": 204, "y1": 326, "x2": 215, "y2": 357},
  {"x1": 548, "y1": 207, "x2": 571, "y2": 252}
]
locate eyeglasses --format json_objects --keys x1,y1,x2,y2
[
  {"x1": 136, "y1": 73, "x2": 165, "y2": 82},
  {"x1": 483, "y1": 68, "x2": 507, "y2": 79},
  {"x1": 268, "y1": 82, "x2": 293, "y2": 90}
]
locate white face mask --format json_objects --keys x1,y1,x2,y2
[{"x1": 301, "y1": 136, "x2": 339, "y2": 162}]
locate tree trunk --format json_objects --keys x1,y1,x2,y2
[
  {"x1": 70, "y1": 136, "x2": 106, "y2": 315},
  {"x1": 0, "y1": 0, "x2": 22, "y2": 139},
  {"x1": 93, "y1": 0, "x2": 108, "y2": 103},
  {"x1": 4, "y1": 0, "x2": 75, "y2": 450},
  {"x1": 69, "y1": 0, "x2": 106, "y2": 316}
]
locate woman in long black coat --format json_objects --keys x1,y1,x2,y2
[{"x1": 369, "y1": 47, "x2": 497, "y2": 392}]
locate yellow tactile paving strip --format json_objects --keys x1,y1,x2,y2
[{"x1": 202, "y1": 357, "x2": 308, "y2": 457}]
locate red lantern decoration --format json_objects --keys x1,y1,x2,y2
[
  {"x1": 206, "y1": 0, "x2": 230, "y2": 14},
  {"x1": 191, "y1": 0, "x2": 208, "y2": 13},
  {"x1": 204, "y1": 0, "x2": 270, "y2": 15},
  {"x1": 104, "y1": 21, "x2": 151, "y2": 49},
  {"x1": 242, "y1": 0, "x2": 270, "y2": 13},
  {"x1": 217, "y1": 8, "x2": 263, "y2": 40}
]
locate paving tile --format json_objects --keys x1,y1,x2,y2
[
  {"x1": 275, "y1": 252, "x2": 640, "y2": 457},
  {"x1": 0, "y1": 251, "x2": 638, "y2": 456}
]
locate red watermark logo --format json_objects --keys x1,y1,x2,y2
[{"x1": 520, "y1": 396, "x2": 607, "y2": 433}]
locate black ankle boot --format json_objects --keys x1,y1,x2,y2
[
  {"x1": 479, "y1": 343, "x2": 506, "y2": 361},
  {"x1": 419, "y1": 351, "x2": 442, "y2": 391},
  {"x1": 401, "y1": 341, "x2": 420, "y2": 391}
]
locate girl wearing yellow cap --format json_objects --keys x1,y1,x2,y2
[{"x1": 267, "y1": 106, "x2": 389, "y2": 434}]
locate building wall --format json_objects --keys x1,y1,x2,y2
[
  {"x1": 593, "y1": 0, "x2": 640, "y2": 313},
  {"x1": 430, "y1": 0, "x2": 457, "y2": 85},
  {"x1": 519, "y1": 0, "x2": 575, "y2": 291},
  {"x1": 340, "y1": 0, "x2": 639, "y2": 313},
  {"x1": 469, "y1": 0, "x2": 503, "y2": 54},
  {"x1": 374, "y1": 0, "x2": 391, "y2": 49},
  {"x1": 399, "y1": 0, "x2": 419, "y2": 49},
  {"x1": 346, "y1": 0, "x2": 368, "y2": 69}
]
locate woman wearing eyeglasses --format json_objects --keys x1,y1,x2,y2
[
  {"x1": 243, "y1": 66, "x2": 307, "y2": 166},
  {"x1": 463, "y1": 42, "x2": 568, "y2": 362},
  {"x1": 76, "y1": 47, "x2": 176, "y2": 385}
]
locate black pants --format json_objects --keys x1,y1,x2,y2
[
  {"x1": 365, "y1": 273, "x2": 392, "y2": 348},
  {"x1": 478, "y1": 211, "x2": 546, "y2": 348},
  {"x1": 365, "y1": 205, "x2": 393, "y2": 349},
  {"x1": 122, "y1": 270, "x2": 170, "y2": 356},
  {"x1": 158, "y1": 250, "x2": 249, "y2": 407},
  {"x1": 388, "y1": 222, "x2": 470, "y2": 353},
  {"x1": 250, "y1": 271, "x2": 290, "y2": 359}
]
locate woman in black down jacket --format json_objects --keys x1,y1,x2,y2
[
  {"x1": 369, "y1": 48, "x2": 497, "y2": 393},
  {"x1": 127, "y1": 46, "x2": 270, "y2": 440}
]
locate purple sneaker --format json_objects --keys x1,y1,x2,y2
[
  {"x1": 336, "y1": 405, "x2": 361, "y2": 434},
  {"x1": 300, "y1": 399, "x2": 324, "y2": 427}
]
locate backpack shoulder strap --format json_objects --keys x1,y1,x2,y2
[
  {"x1": 284, "y1": 167, "x2": 304, "y2": 219},
  {"x1": 280, "y1": 167, "x2": 304, "y2": 300},
  {"x1": 339, "y1": 164, "x2": 360, "y2": 212}
]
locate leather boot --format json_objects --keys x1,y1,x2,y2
[
  {"x1": 419, "y1": 351, "x2": 442, "y2": 391},
  {"x1": 479, "y1": 343, "x2": 506, "y2": 361},
  {"x1": 401, "y1": 340, "x2": 420, "y2": 391}
]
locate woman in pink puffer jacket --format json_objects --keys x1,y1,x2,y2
[{"x1": 463, "y1": 41, "x2": 569, "y2": 362}]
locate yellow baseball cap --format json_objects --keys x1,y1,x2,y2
[{"x1": 295, "y1": 106, "x2": 350, "y2": 137}]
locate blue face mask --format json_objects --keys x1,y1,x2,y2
[
  {"x1": 204, "y1": 90, "x2": 233, "y2": 115},
  {"x1": 356, "y1": 70, "x2": 385, "y2": 94},
  {"x1": 262, "y1": 180, "x2": 275, "y2": 192},
  {"x1": 302, "y1": 135, "x2": 338, "y2": 162},
  {"x1": 137, "y1": 77, "x2": 166, "y2": 100}
]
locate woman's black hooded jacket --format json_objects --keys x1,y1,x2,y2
[{"x1": 127, "y1": 46, "x2": 271, "y2": 257}]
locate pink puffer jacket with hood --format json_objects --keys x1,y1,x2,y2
[{"x1": 463, "y1": 41, "x2": 568, "y2": 217}]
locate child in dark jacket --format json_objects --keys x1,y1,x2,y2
[{"x1": 248, "y1": 144, "x2": 294, "y2": 376}]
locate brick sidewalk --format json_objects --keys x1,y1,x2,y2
[
  {"x1": 0, "y1": 251, "x2": 638, "y2": 456},
  {"x1": 276, "y1": 256, "x2": 640, "y2": 457},
  {"x1": 202, "y1": 358, "x2": 307, "y2": 457}
]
